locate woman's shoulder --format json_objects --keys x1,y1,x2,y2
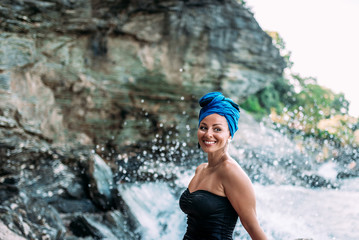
[
  {"x1": 219, "y1": 159, "x2": 253, "y2": 194},
  {"x1": 220, "y1": 158, "x2": 240, "y2": 170},
  {"x1": 219, "y1": 159, "x2": 250, "y2": 181},
  {"x1": 195, "y1": 162, "x2": 207, "y2": 174}
]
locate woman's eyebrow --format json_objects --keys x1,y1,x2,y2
[{"x1": 200, "y1": 123, "x2": 223, "y2": 126}]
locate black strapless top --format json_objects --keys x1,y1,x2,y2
[{"x1": 179, "y1": 188, "x2": 238, "y2": 240}]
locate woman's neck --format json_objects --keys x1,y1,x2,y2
[{"x1": 207, "y1": 151, "x2": 229, "y2": 168}]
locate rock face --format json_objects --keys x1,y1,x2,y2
[
  {"x1": 0, "y1": 143, "x2": 142, "y2": 239},
  {"x1": 0, "y1": 0, "x2": 285, "y2": 149}
]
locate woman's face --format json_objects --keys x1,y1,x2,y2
[{"x1": 197, "y1": 114, "x2": 231, "y2": 154}]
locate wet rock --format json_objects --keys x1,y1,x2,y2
[
  {"x1": 337, "y1": 170, "x2": 359, "y2": 179},
  {"x1": 0, "y1": 130, "x2": 144, "y2": 239},
  {"x1": 335, "y1": 148, "x2": 359, "y2": 179},
  {"x1": 105, "y1": 210, "x2": 142, "y2": 240},
  {"x1": 17, "y1": 158, "x2": 83, "y2": 200},
  {"x1": 112, "y1": 189, "x2": 143, "y2": 237},
  {"x1": 27, "y1": 198, "x2": 65, "y2": 227},
  {"x1": 85, "y1": 153, "x2": 115, "y2": 210},
  {"x1": 0, "y1": 146, "x2": 104, "y2": 239},
  {"x1": 3, "y1": 176, "x2": 19, "y2": 184},
  {"x1": 0, "y1": 168, "x2": 20, "y2": 202},
  {"x1": 0, "y1": 194, "x2": 67, "y2": 240},
  {"x1": 0, "y1": 116, "x2": 17, "y2": 128},
  {"x1": 50, "y1": 198, "x2": 98, "y2": 214},
  {"x1": 300, "y1": 174, "x2": 337, "y2": 188},
  {"x1": 69, "y1": 215, "x2": 118, "y2": 239},
  {"x1": 23, "y1": 199, "x2": 66, "y2": 239},
  {"x1": 65, "y1": 182, "x2": 86, "y2": 199},
  {"x1": 0, "y1": 220, "x2": 26, "y2": 240},
  {"x1": 0, "y1": 183, "x2": 19, "y2": 202}
]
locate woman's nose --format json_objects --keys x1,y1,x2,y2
[{"x1": 204, "y1": 129, "x2": 214, "y2": 137}]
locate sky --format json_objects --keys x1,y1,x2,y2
[{"x1": 245, "y1": 0, "x2": 359, "y2": 117}]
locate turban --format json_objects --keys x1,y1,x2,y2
[{"x1": 198, "y1": 92, "x2": 240, "y2": 138}]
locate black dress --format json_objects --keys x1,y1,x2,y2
[{"x1": 179, "y1": 188, "x2": 238, "y2": 240}]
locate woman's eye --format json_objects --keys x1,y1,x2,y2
[
  {"x1": 214, "y1": 128, "x2": 221, "y2": 132},
  {"x1": 199, "y1": 126, "x2": 207, "y2": 130}
]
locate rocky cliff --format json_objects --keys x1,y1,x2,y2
[
  {"x1": 0, "y1": 0, "x2": 285, "y2": 149},
  {"x1": 0, "y1": 0, "x2": 286, "y2": 239}
]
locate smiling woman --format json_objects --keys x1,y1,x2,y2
[
  {"x1": 198, "y1": 114, "x2": 230, "y2": 154},
  {"x1": 179, "y1": 92, "x2": 268, "y2": 240}
]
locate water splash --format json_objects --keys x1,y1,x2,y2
[
  {"x1": 118, "y1": 182, "x2": 186, "y2": 240},
  {"x1": 254, "y1": 183, "x2": 359, "y2": 240},
  {"x1": 118, "y1": 179, "x2": 359, "y2": 240}
]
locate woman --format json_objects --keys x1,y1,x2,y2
[{"x1": 179, "y1": 92, "x2": 267, "y2": 240}]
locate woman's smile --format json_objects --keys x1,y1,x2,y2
[{"x1": 203, "y1": 140, "x2": 217, "y2": 146}]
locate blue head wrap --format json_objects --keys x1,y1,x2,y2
[{"x1": 198, "y1": 92, "x2": 240, "y2": 138}]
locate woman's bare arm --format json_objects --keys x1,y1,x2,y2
[{"x1": 221, "y1": 160, "x2": 267, "y2": 240}]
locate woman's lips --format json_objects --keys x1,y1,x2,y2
[{"x1": 203, "y1": 140, "x2": 216, "y2": 145}]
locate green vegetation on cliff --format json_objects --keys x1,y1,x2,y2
[{"x1": 240, "y1": 31, "x2": 359, "y2": 147}]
